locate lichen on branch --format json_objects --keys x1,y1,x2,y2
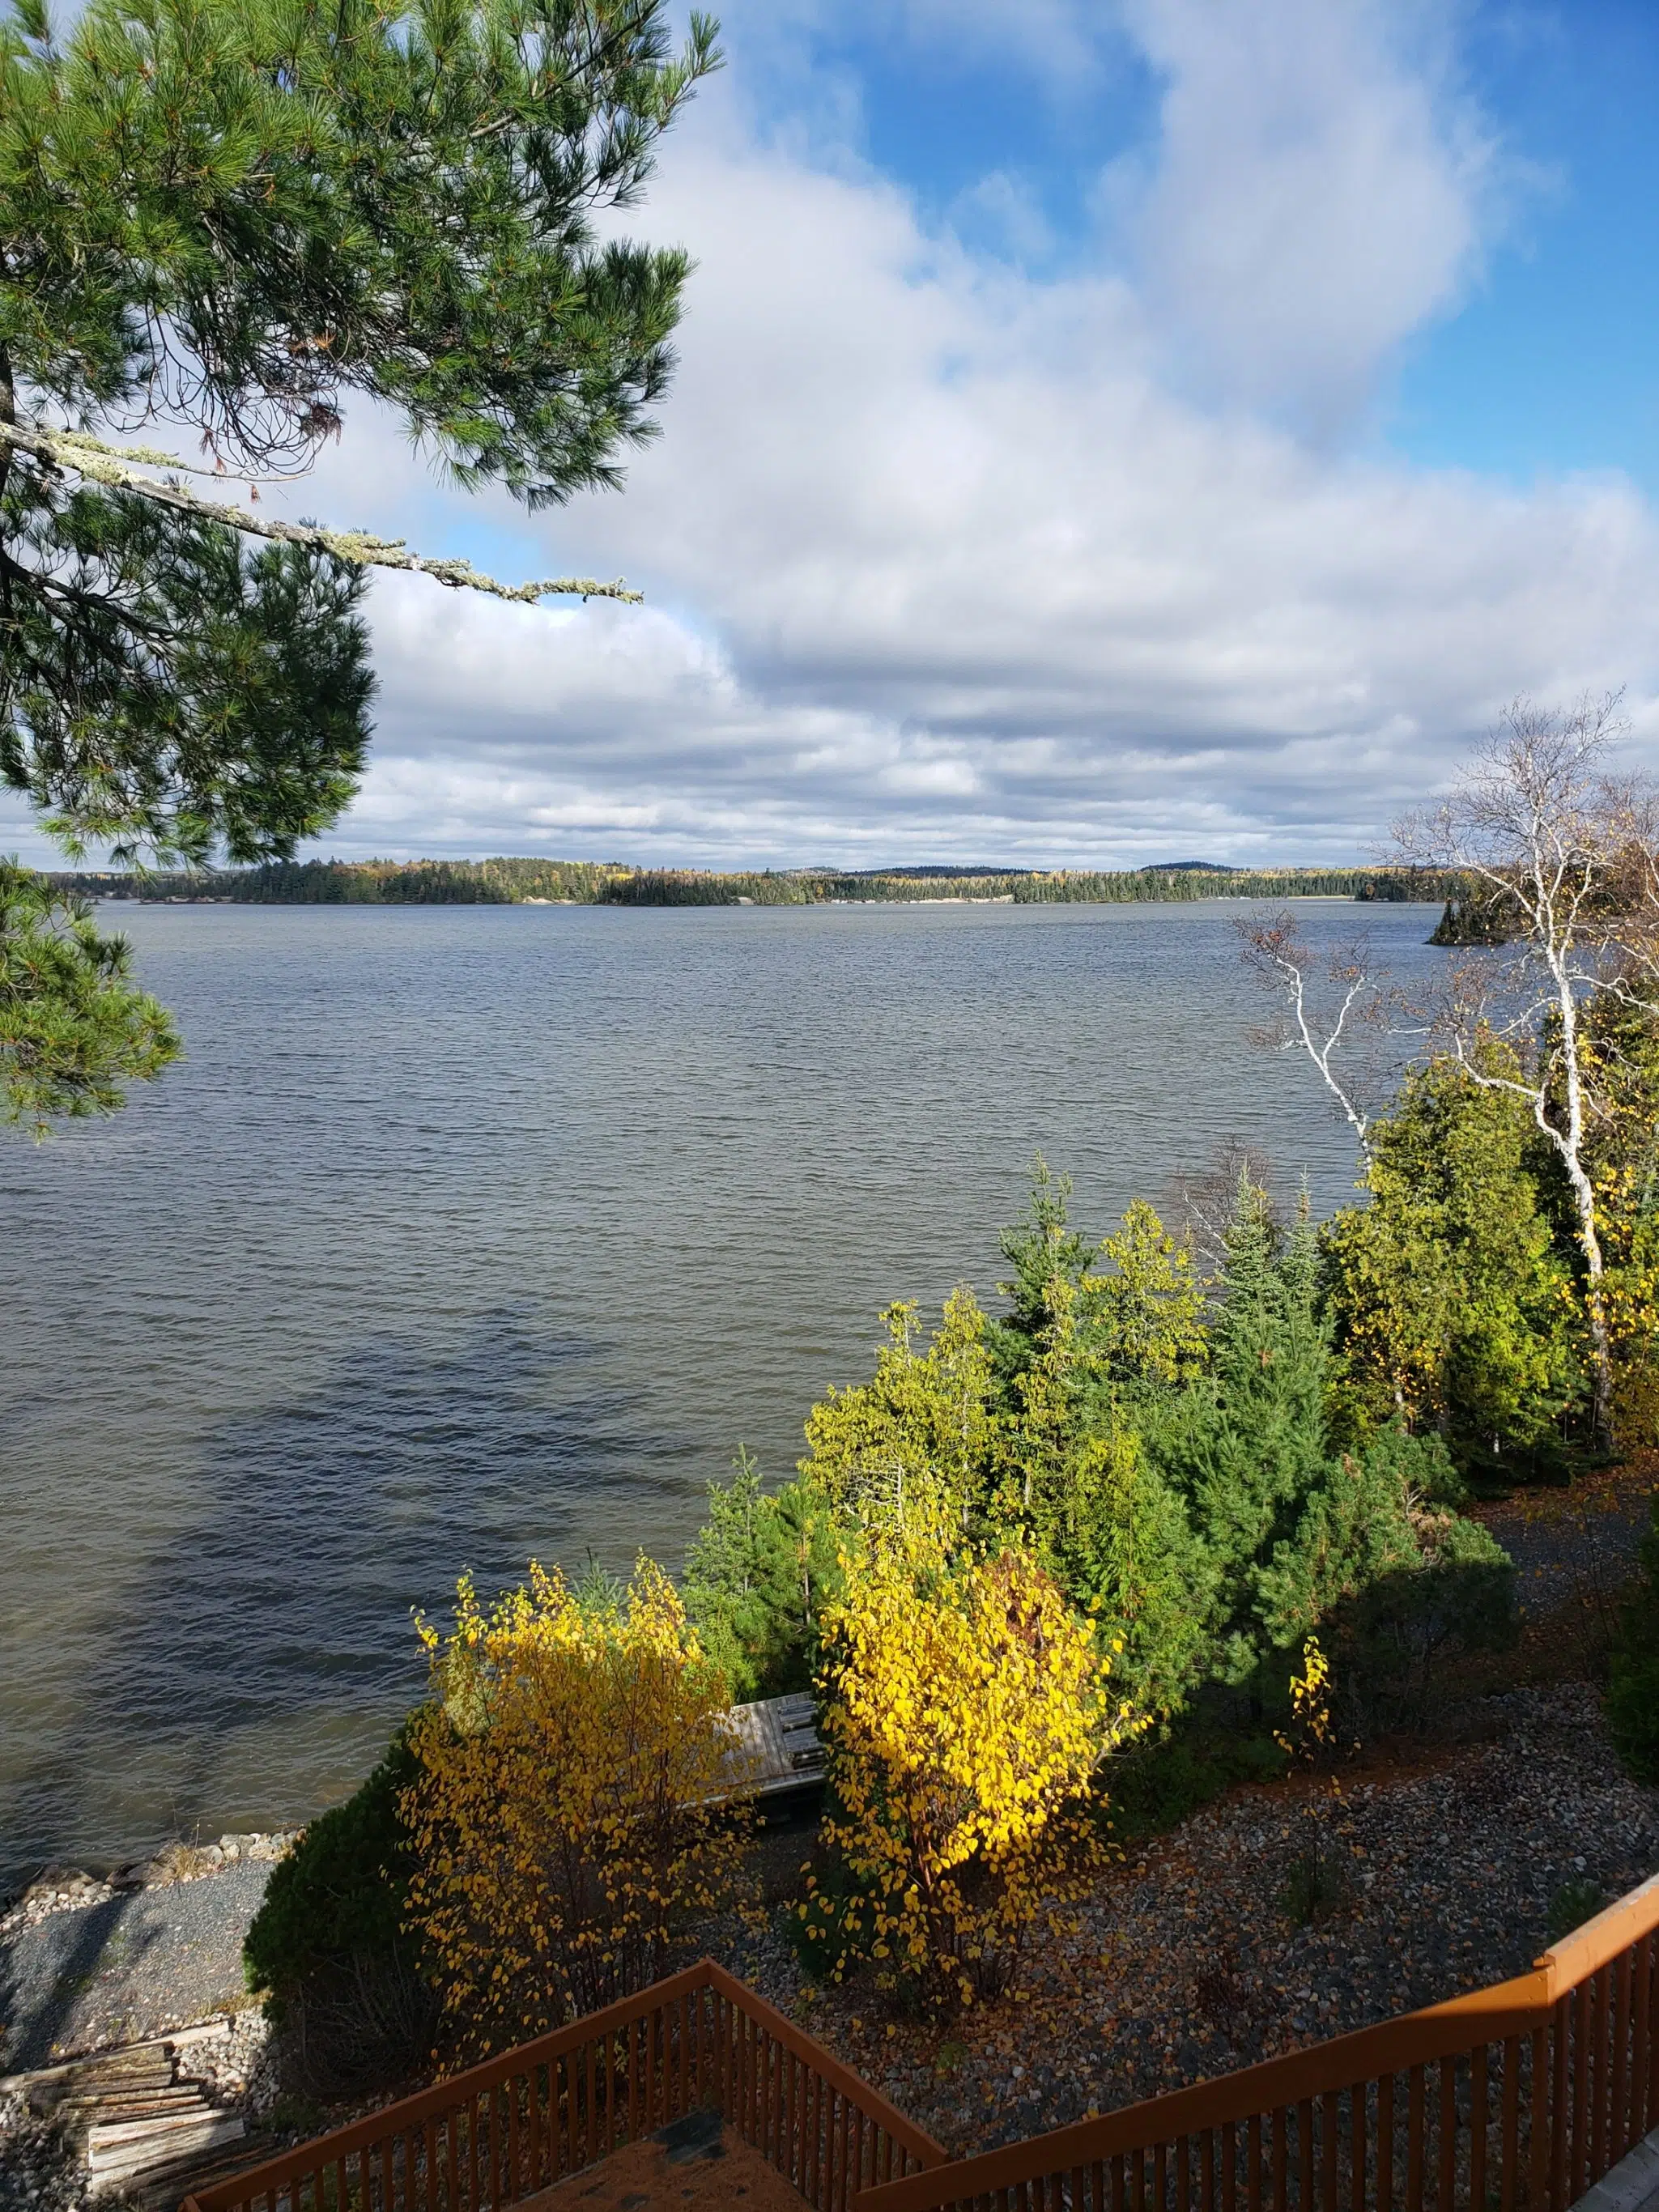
[{"x1": 0, "y1": 421, "x2": 643, "y2": 605}]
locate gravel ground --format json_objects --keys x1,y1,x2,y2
[
  {"x1": 0, "y1": 1863, "x2": 273, "y2": 2074},
  {"x1": 706, "y1": 1680, "x2": 1659, "y2": 2159}
]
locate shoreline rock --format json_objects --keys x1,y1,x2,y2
[{"x1": 0, "y1": 1834, "x2": 297, "y2": 1941}]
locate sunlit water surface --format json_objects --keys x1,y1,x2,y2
[{"x1": 0, "y1": 899, "x2": 1448, "y2": 1887}]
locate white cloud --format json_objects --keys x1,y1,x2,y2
[
  {"x1": 6, "y1": 2, "x2": 1656, "y2": 874},
  {"x1": 1117, "y1": 0, "x2": 1503, "y2": 428}
]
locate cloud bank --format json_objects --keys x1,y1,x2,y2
[{"x1": 8, "y1": 0, "x2": 1657, "y2": 869}]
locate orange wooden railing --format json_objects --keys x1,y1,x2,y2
[
  {"x1": 181, "y1": 1959, "x2": 946, "y2": 2212},
  {"x1": 853, "y1": 1870, "x2": 1659, "y2": 2212}
]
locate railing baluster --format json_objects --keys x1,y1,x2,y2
[
  {"x1": 789, "y1": 2045, "x2": 801, "y2": 2187},
  {"x1": 1271, "y1": 2109, "x2": 1287, "y2": 2212},
  {"x1": 1630, "y1": 1941, "x2": 1651, "y2": 2147},
  {"x1": 1406, "y1": 2065, "x2": 1425, "y2": 2212},
  {"x1": 1471, "y1": 2046, "x2": 1488, "y2": 2212},
  {"x1": 805, "y1": 2048, "x2": 821, "y2": 2209},
  {"x1": 1613, "y1": 1949, "x2": 1634, "y2": 2164},
  {"x1": 1530, "y1": 2024, "x2": 1550, "y2": 2212},
  {"x1": 1551, "y1": 1994, "x2": 1571, "y2": 2212},
  {"x1": 1350, "y1": 2083, "x2": 1367, "y2": 2212},
  {"x1": 1378, "y1": 2072, "x2": 1395, "y2": 2212},
  {"x1": 1576, "y1": 1980, "x2": 1593, "y2": 2202},
  {"x1": 1437, "y1": 2058, "x2": 1457, "y2": 2212},
  {"x1": 1590, "y1": 1968, "x2": 1610, "y2": 2187},
  {"x1": 1499, "y1": 2040, "x2": 1519, "y2": 2212}
]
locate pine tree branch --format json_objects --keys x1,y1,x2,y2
[{"x1": 0, "y1": 420, "x2": 644, "y2": 605}]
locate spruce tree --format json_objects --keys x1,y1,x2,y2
[
  {"x1": 681, "y1": 1452, "x2": 840, "y2": 1702},
  {"x1": 1321, "y1": 1053, "x2": 1585, "y2": 1474}
]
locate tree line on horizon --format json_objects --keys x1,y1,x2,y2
[{"x1": 49, "y1": 853, "x2": 1442, "y2": 908}]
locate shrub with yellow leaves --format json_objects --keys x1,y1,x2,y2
[
  {"x1": 402, "y1": 1558, "x2": 748, "y2": 2056},
  {"x1": 810, "y1": 1542, "x2": 1135, "y2": 2017}
]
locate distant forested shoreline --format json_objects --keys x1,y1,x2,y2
[{"x1": 54, "y1": 857, "x2": 1445, "y2": 906}]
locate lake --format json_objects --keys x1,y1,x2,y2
[{"x1": 0, "y1": 897, "x2": 1448, "y2": 1888}]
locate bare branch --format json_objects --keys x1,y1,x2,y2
[
  {"x1": 0, "y1": 420, "x2": 644, "y2": 606},
  {"x1": 1237, "y1": 910, "x2": 1397, "y2": 1163}
]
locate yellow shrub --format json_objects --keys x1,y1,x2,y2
[
  {"x1": 402, "y1": 1559, "x2": 747, "y2": 2055},
  {"x1": 811, "y1": 1545, "x2": 1134, "y2": 2015}
]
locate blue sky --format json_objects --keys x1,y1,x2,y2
[
  {"x1": 1391, "y1": 4, "x2": 1659, "y2": 490},
  {"x1": 9, "y1": 0, "x2": 1659, "y2": 870},
  {"x1": 780, "y1": 0, "x2": 1659, "y2": 488}
]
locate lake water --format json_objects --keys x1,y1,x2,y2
[{"x1": 0, "y1": 898, "x2": 1448, "y2": 1889}]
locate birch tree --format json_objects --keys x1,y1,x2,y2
[{"x1": 1393, "y1": 694, "x2": 1658, "y2": 1447}]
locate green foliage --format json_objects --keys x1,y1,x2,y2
[
  {"x1": 1580, "y1": 1001, "x2": 1659, "y2": 1446},
  {"x1": 1049, "y1": 1421, "x2": 1215, "y2": 1722},
  {"x1": 776, "y1": 1161, "x2": 1516, "y2": 1743},
  {"x1": 2, "y1": 0, "x2": 717, "y2": 866},
  {"x1": 1279, "y1": 1833, "x2": 1352, "y2": 1928},
  {"x1": 1104, "y1": 1720, "x2": 1287, "y2": 1844},
  {"x1": 801, "y1": 1288, "x2": 1000, "y2": 1544},
  {"x1": 989, "y1": 1160, "x2": 1206, "y2": 1407},
  {"x1": 243, "y1": 1729, "x2": 436, "y2": 2094},
  {"x1": 1, "y1": 495, "x2": 376, "y2": 866},
  {"x1": 1143, "y1": 1185, "x2": 1355, "y2": 1682},
  {"x1": 0, "y1": 860, "x2": 178, "y2": 1129},
  {"x1": 783, "y1": 1847, "x2": 878, "y2": 1984},
  {"x1": 1605, "y1": 1491, "x2": 1659, "y2": 1784},
  {"x1": 1321, "y1": 1055, "x2": 1585, "y2": 1478},
  {"x1": 1546, "y1": 1878, "x2": 1609, "y2": 1945},
  {"x1": 681, "y1": 1451, "x2": 841, "y2": 1700},
  {"x1": 1332, "y1": 1508, "x2": 1516, "y2": 1732}
]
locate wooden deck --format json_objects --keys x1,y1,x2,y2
[{"x1": 527, "y1": 2108, "x2": 809, "y2": 2207}]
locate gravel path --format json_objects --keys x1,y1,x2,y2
[
  {"x1": 726, "y1": 1681, "x2": 1659, "y2": 2159},
  {"x1": 0, "y1": 1865, "x2": 273, "y2": 2074}
]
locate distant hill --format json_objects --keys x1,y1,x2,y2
[{"x1": 55, "y1": 858, "x2": 1447, "y2": 907}]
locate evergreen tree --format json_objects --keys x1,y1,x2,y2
[
  {"x1": 995, "y1": 1196, "x2": 1214, "y2": 1720},
  {"x1": 1053, "y1": 1418, "x2": 1216, "y2": 1721},
  {"x1": 1578, "y1": 998, "x2": 1659, "y2": 1445},
  {"x1": 800, "y1": 1289, "x2": 1002, "y2": 1547},
  {"x1": 1, "y1": 860, "x2": 178, "y2": 1129},
  {"x1": 2, "y1": 0, "x2": 717, "y2": 1110},
  {"x1": 990, "y1": 1162, "x2": 1206, "y2": 1417},
  {"x1": 1143, "y1": 1180, "x2": 1399, "y2": 1681},
  {"x1": 986, "y1": 1155, "x2": 1091, "y2": 1384},
  {"x1": 1321, "y1": 1053, "x2": 1585, "y2": 1475},
  {"x1": 681, "y1": 1450, "x2": 840, "y2": 1701}
]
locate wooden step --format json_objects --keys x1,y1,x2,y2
[
  {"x1": 87, "y1": 2112, "x2": 245, "y2": 2183},
  {"x1": 125, "y1": 2131, "x2": 277, "y2": 2212},
  {"x1": 60, "y1": 2085, "x2": 208, "y2": 2116},
  {"x1": 88, "y1": 2104, "x2": 225, "y2": 2151}
]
